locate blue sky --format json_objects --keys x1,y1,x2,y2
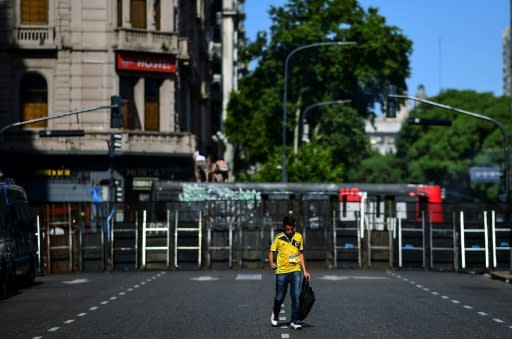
[{"x1": 244, "y1": 0, "x2": 509, "y2": 98}]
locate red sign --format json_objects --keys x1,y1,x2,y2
[{"x1": 116, "y1": 52, "x2": 176, "y2": 74}]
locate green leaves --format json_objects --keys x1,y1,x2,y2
[{"x1": 225, "y1": 0, "x2": 412, "y2": 182}]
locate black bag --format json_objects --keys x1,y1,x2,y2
[{"x1": 298, "y1": 277, "x2": 315, "y2": 321}]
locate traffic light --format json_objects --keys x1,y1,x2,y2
[
  {"x1": 110, "y1": 95, "x2": 123, "y2": 128},
  {"x1": 386, "y1": 85, "x2": 397, "y2": 118},
  {"x1": 113, "y1": 179, "x2": 124, "y2": 203},
  {"x1": 407, "y1": 117, "x2": 452, "y2": 126},
  {"x1": 110, "y1": 133, "x2": 122, "y2": 151}
]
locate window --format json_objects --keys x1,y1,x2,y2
[
  {"x1": 131, "y1": 0, "x2": 146, "y2": 29},
  {"x1": 20, "y1": 72, "x2": 48, "y2": 128},
  {"x1": 154, "y1": 0, "x2": 160, "y2": 31},
  {"x1": 119, "y1": 77, "x2": 141, "y2": 130},
  {"x1": 21, "y1": 0, "x2": 48, "y2": 25},
  {"x1": 117, "y1": 0, "x2": 122, "y2": 27},
  {"x1": 144, "y1": 79, "x2": 160, "y2": 131}
]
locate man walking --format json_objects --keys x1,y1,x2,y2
[{"x1": 269, "y1": 215, "x2": 310, "y2": 329}]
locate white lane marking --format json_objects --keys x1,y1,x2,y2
[
  {"x1": 62, "y1": 278, "x2": 89, "y2": 284},
  {"x1": 110, "y1": 296, "x2": 117, "y2": 300},
  {"x1": 451, "y1": 300, "x2": 460, "y2": 304},
  {"x1": 416, "y1": 284, "x2": 423, "y2": 288},
  {"x1": 32, "y1": 337, "x2": 43, "y2": 339},
  {"x1": 235, "y1": 274, "x2": 262, "y2": 280},
  {"x1": 48, "y1": 327, "x2": 60, "y2": 332},
  {"x1": 320, "y1": 275, "x2": 389, "y2": 281},
  {"x1": 423, "y1": 288, "x2": 430, "y2": 291},
  {"x1": 478, "y1": 312, "x2": 488, "y2": 316},
  {"x1": 127, "y1": 288, "x2": 133, "y2": 291},
  {"x1": 441, "y1": 296, "x2": 449, "y2": 299},
  {"x1": 431, "y1": 291, "x2": 439, "y2": 295},
  {"x1": 464, "y1": 305, "x2": 473, "y2": 309},
  {"x1": 77, "y1": 313, "x2": 87, "y2": 317},
  {"x1": 191, "y1": 276, "x2": 219, "y2": 281},
  {"x1": 89, "y1": 306, "x2": 98, "y2": 311},
  {"x1": 64, "y1": 319, "x2": 74, "y2": 324},
  {"x1": 134, "y1": 284, "x2": 140, "y2": 288},
  {"x1": 100, "y1": 301, "x2": 109, "y2": 305},
  {"x1": 493, "y1": 318, "x2": 505, "y2": 323},
  {"x1": 281, "y1": 334, "x2": 290, "y2": 338},
  {"x1": 119, "y1": 292, "x2": 126, "y2": 295}
]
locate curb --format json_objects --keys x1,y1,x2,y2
[{"x1": 489, "y1": 271, "x2": 512, "y2": 284}]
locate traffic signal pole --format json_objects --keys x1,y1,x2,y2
[
  {"x1": 0, "y1": 103, "x2": 115, "y2": 136},
  {"x1": 389, "y1": 94, "x2": 511, "y2": 203}
]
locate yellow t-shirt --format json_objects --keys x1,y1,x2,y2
[{"x1": 270, "y1": 231, "x2": 304, "y2": 274}]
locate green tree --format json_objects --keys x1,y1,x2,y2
[
  {"x1": 395, "y1": 90, "x2": 511, "y2": 202},
  {"x1": 225, "y1": 0, "x2": 412, "y2": 182}
]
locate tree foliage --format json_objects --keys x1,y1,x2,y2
[
  {"x1": 225, "y1": 0, "x2": 412, "y2": 182},
  {"x1": 395, "y1": 90, "x2": 511, "y2": 201}
]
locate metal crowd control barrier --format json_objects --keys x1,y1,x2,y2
[
  {"x1": 174, "y1": 209, "x2": 202, "y2": 269},
  {"x1": 490, "y1": 210, "x2": 511, "y2": 268},
  {"x1": 398, "y1": 214, "x2": 425, "y2": 268},
  {"x1": 206, "y1": 212, "x2": 234, "y2": 268},
  {"x1": 460, "y1": 210, "x2": 488, "y2": 269},
  {"x1": 334, "y1": 204, "x2": 362, "y2": 268},
  {"x1": 141, "y1": 210, "x2": 170, "y2": 269},
  {"x1": 366, "y1": 200, "x2": 393, "y2": 268},
  {"x1": 110, "y1": 215, "x2": 139, "y2": 271},
  {"x1": 35, "y1": 215, "x2": 42, "y2": 273},
  {"x1": 429, "y1": 213, "x2": 457, "y2": 270},
  {"x1": 46, "y1": 204, "x2": 73, "y2": 273},
  {"x1": 78, "y1": 230, "x2": 105, "y2": 271}
]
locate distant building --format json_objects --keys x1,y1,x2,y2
[
  {"x1": 0, "y1": 1, "x2": 245, "y2": 204},
  {"x1": 364, "y1": 90, "x2": 413, "y2": 155}
]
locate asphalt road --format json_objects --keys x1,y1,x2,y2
[{"x1": 1, "y1": 269, "x2": 512, "y2": 338}]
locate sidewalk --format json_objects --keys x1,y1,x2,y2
[{"x1": 489, "y1": 271, "x2": 512, "y2": 283}]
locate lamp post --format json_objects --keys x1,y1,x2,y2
[
  {"x1": 389, "y1": 94, "x2": 510, "y2": 202},
  {"x1": 281, "y1": 41, "x2": 356, "y2": 182},
  {"x1": 297, "y1": 99, "x2": 351, "y2": 150}
]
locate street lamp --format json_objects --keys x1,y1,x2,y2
[
  {"x1": 281, "y1": 41, "x2": 356, "y2": 182},
  {"x1": 388, "y1": 94, "x2": 510, "y2": 202},
  {"x1": 297, "y1": 99, "x2": 351, "y2": 150}
]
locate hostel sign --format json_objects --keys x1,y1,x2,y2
[{"x1": 116, "y1": 52, "x2": 176, "y2": 74}]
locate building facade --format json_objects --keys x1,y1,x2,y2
[{"x1": 0, "y1": 0, "x2": 245, "y2": 213}]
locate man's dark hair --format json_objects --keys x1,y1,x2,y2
[{"x1": 283, "y1": 215, "x2": 295, "y2": 228}]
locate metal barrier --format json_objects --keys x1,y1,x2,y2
[
  {"x1": 141, "y1": 210, "x2": 170, "y2": 269},
  {"x1": 45, "y1": 204, "x2": 74, "y2": 273},
  {"x1": 206, "y1": 201, "x2": 235, "y2": 268},
  {"x1": 460, "y1": 210, "x2": 489, "y2": 269},
  {"x1": 334, "y1": 203, "x2": 362, "y2": 268},
  {"x1": 79, "y1": 230, "x2": 105, "y2": 271},
  {"x1": 111, "y1": 214, "x2": 139, "y2": 271},
  {"x1": 490, "y1": 210, "x2": 511, "y2": 268},
  {"x1": 366, "y1": 200, "x2": 393, "y2": 268},
  {"x1": 398, "y1": 213, "x2": 425, "y2": 269},
  {"x1": 429, "y1": 213, "x2": 457, "y2": 270},
  {"x1": 174, "y1": 209, "x2": 202, "y2": 269}
]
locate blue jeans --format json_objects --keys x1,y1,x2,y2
[{"x1": 273, "y1": 271, "x2": 301, "y2": 322}]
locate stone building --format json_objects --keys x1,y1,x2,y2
[{"x1": 0, "y1": 0, "x2": 245, "y2": 208}]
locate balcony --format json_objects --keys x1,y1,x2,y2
[
  {"x1": 114, "y1": 28, "x2": 189, "y2": 60},
  {"x1": 9, "y1": 26, "x2": 57, "y2": 49},
  {"x1": 0, "y1": 130, "x2": 196, "y2": 156}
]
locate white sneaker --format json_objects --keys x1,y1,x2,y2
[
  {"x1": 290, "y1": 321, "x2": 302, "y2": 330},
  {"x1": 271, "y1": 312, "x2": 278, "y2": 326}
]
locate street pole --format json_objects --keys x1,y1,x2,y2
[
  {"x1": 297, "y1": 99, "x2": 351, "y2": 151},
  {"x1": 281, "y1": 41, "x2": 356, "y2": 182},
  {"x1": 0, "y1": 104, "x2": 114, "y2": 136},
  {"x1": 389, "y1": 94, "x2": 511, "y2": 202}
]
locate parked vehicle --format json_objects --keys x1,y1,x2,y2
[{"x1": 0, "y1": 177, "x2": 37, "y2": 298}]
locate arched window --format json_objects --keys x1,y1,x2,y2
[
  {"x1": 21, "y1": 0, "x2": 49, "y2": 25},
  {"x1": 20, "y1": 72, "x2": 48, "y2": 128}
]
